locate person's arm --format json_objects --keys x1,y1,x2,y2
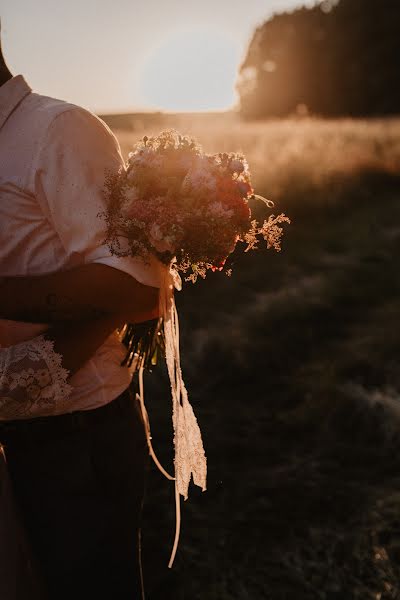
[
  {"x1": 0, "y1": 263, "x2": 161, "y2": 323},
  {"x1": 0, "y1": 313, "x2": 128, "y2": 421},
  {"x1": 44, "y1": 301, "x2": 159, "y2": 376},
  {"x1": 0, "y1": 294, "x2": 161, "y2": 421},
  {"x1": 0, "y1": 106, "x2": 167, "y2": 325}
]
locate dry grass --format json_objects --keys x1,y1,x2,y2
[
  {"x1": 115, "y1": 115, "x2": 400, "y2": 207},
  {"x1": 107, "y1": 116, "x2": 400, "y2": 599}
]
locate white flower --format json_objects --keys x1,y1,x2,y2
[
  {"x1": 125, "y1": 185, "x2": 140, "y2": 201},
  {"x1": 126, "y1": 167, "x2": 137, "y2": 182},
  {"x1": 179, "y1": 155, "x2": 194, "y2": 171},
  {"x1": 128, "y1": 149, "x2": 163, "y2": 171},
  {"x1": 126, "y1": 185, "x2": 140, "y2": 201},
  {"x1": 209, "y1": 201, "x2": 234, "y2": 219},
  {"x1": 182, "y1": 166, "x2": 216, "y2": 194},
  {"x1": 120, "y1": 185, "x2": 140, "y2": 217},
  {"x1": 149, "y1": 223, "x2": 175, "y2": 253},
  {"x1": 150, "y1": 223, "x2": 163, "y2": 241}
]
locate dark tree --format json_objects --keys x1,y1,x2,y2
[{"x1": 237, "y1": 0, "x2": 400, "y2": 118}]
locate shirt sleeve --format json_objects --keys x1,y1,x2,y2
[
  {"x1": 0, "y1": 336, "x2": 72, "y2": 420},
  {"x1": 34, "y1": 107, "x2": 165, "y2": 288}
]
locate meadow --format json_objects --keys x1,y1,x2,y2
[{"x1": 106, "y1": 114, "x2": 400, "y2": 599}]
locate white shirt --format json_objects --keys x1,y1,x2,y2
[{"x1": 0, "y1": 75, "x2": 164, "y2": 418}]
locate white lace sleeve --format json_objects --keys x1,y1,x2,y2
[{"x1": 0, "y1": 335, "x2": 72, "y2": 420}]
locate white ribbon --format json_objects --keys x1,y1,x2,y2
[{"x1": 136, "y1": 263, "x2": 207, "y2": 568}]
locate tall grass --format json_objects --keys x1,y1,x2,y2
[
  {"x1": 110, "y1": 116, "x2": 400, "y2": 599},
  {"x1": 115, "y1": 115, "x2": 400, "y2": 207}
]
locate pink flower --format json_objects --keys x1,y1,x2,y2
[
  {"x1": 149, "y1": 223, "x2": 175, "y2": 253},
  {"x1": 102, "y1": 129, "x2": 288, "y2": 284},
  {"x1": 229, "y1": 159, "x2": 245, "y2": 174}
]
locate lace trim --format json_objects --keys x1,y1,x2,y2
[
  {"x1": 0, "y1": 335, "x2": 73, "y2": 419},
  {"x1": 137, "y1": 266, "x2": 207, "y2": 569}
]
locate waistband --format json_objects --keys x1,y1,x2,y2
[{"x1": 0, "y1": 385, "x2": 136, "y2": 445}]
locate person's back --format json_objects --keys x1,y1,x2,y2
[
  {"x1": 0, "y1": 28, "x2": 159, "y2": 599},
  {"x1": 0, "y1": 74, "x2": 163, "y2": 415}
]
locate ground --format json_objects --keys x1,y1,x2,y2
[{"x1": 105, "y1": 114, "x2": 400, "y2": 599}]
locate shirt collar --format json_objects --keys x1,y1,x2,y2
[{"x1": 0, "y1": 75, "x2": 32, "y2": 131}]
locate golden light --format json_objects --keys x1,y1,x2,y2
[{"x1": 140, "y1": 27, "x2": 240, "y2": 112}]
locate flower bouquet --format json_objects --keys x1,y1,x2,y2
[{"x1": 101, "y1": 129, "x2": 289, "y2": 566}]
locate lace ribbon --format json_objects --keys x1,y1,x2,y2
[{"x1": 136, "y1": 264, "x2": 207, "y2": 568}]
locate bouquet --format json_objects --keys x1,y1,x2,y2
[
  {"x1": 103, "y1": 129, "x2": 289, "y2": 283},
  {"x1": 101, "y1": 130, "x2": 289, "y2": 567}
]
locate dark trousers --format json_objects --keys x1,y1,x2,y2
[{"x1": 0, "y1": 386, "x2": 148, "y2": 600}]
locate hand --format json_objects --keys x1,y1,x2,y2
[
  {"x1": 121, "y1": 288, "x2": 160, "y2": 323},
  {"x1": 128, "y1": 304, "x2": 160, "y2": 324}
]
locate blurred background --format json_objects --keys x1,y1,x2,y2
[{"x1": 3, "y1": 0, "x2": 400, "y2": 598}]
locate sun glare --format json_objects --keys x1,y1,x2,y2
[{"x1": 140, "y1": 27, "x2": 240, "y2": 112}]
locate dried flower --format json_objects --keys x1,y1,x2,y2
[{"x1": 101, "y1": 129, "x2": 289, "y2": 283}]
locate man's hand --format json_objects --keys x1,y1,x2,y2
[
  {"x1": 127, "y1": 304, "x2": 160, "y2": 324},
  {"x1": 0, "y1": 264, "x2": 160, "y2": 323}
]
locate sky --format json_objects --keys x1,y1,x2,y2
[{"x1": 2, "y1": 0, "x2": 318, "y2": 113}]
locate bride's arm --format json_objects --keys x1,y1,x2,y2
[
  {"x1": 0, "y1": 305, "x2": 157, "y2": 421},
  {"x1": 46, "y1": 302, "x2": 159, "y2": 376}
]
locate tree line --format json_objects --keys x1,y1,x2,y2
[{"x1": 237, "y1": 0, "x2": 400, "y2": 119}]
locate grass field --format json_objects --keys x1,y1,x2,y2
[{"x1": 106, "y1": 114, "x2": 400, "y2": 599}]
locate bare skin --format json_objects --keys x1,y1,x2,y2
[
  {"x1": 0, "y1": 264, "x2": 161, "y2": 377},
  {"x1": 44, "y1": 316, "x2": 124, "y2": 376},
  {"x1": 0, "y1": 263, "x2": 160, "y2": 324},
  {"x1": 42, "y1": 300, "x2": 160, "y2": 377}
]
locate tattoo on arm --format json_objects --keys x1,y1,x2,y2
[
  {"x1": 0, "y1": 284, "x2": 106, "y2": 322},
  {"x1": 41, "y1": 293, "x2": 107, "y2": 322}
]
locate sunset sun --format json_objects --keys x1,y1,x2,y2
[{"x1": 140, "y1": 27, "x2": 241, "y2": 112}]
